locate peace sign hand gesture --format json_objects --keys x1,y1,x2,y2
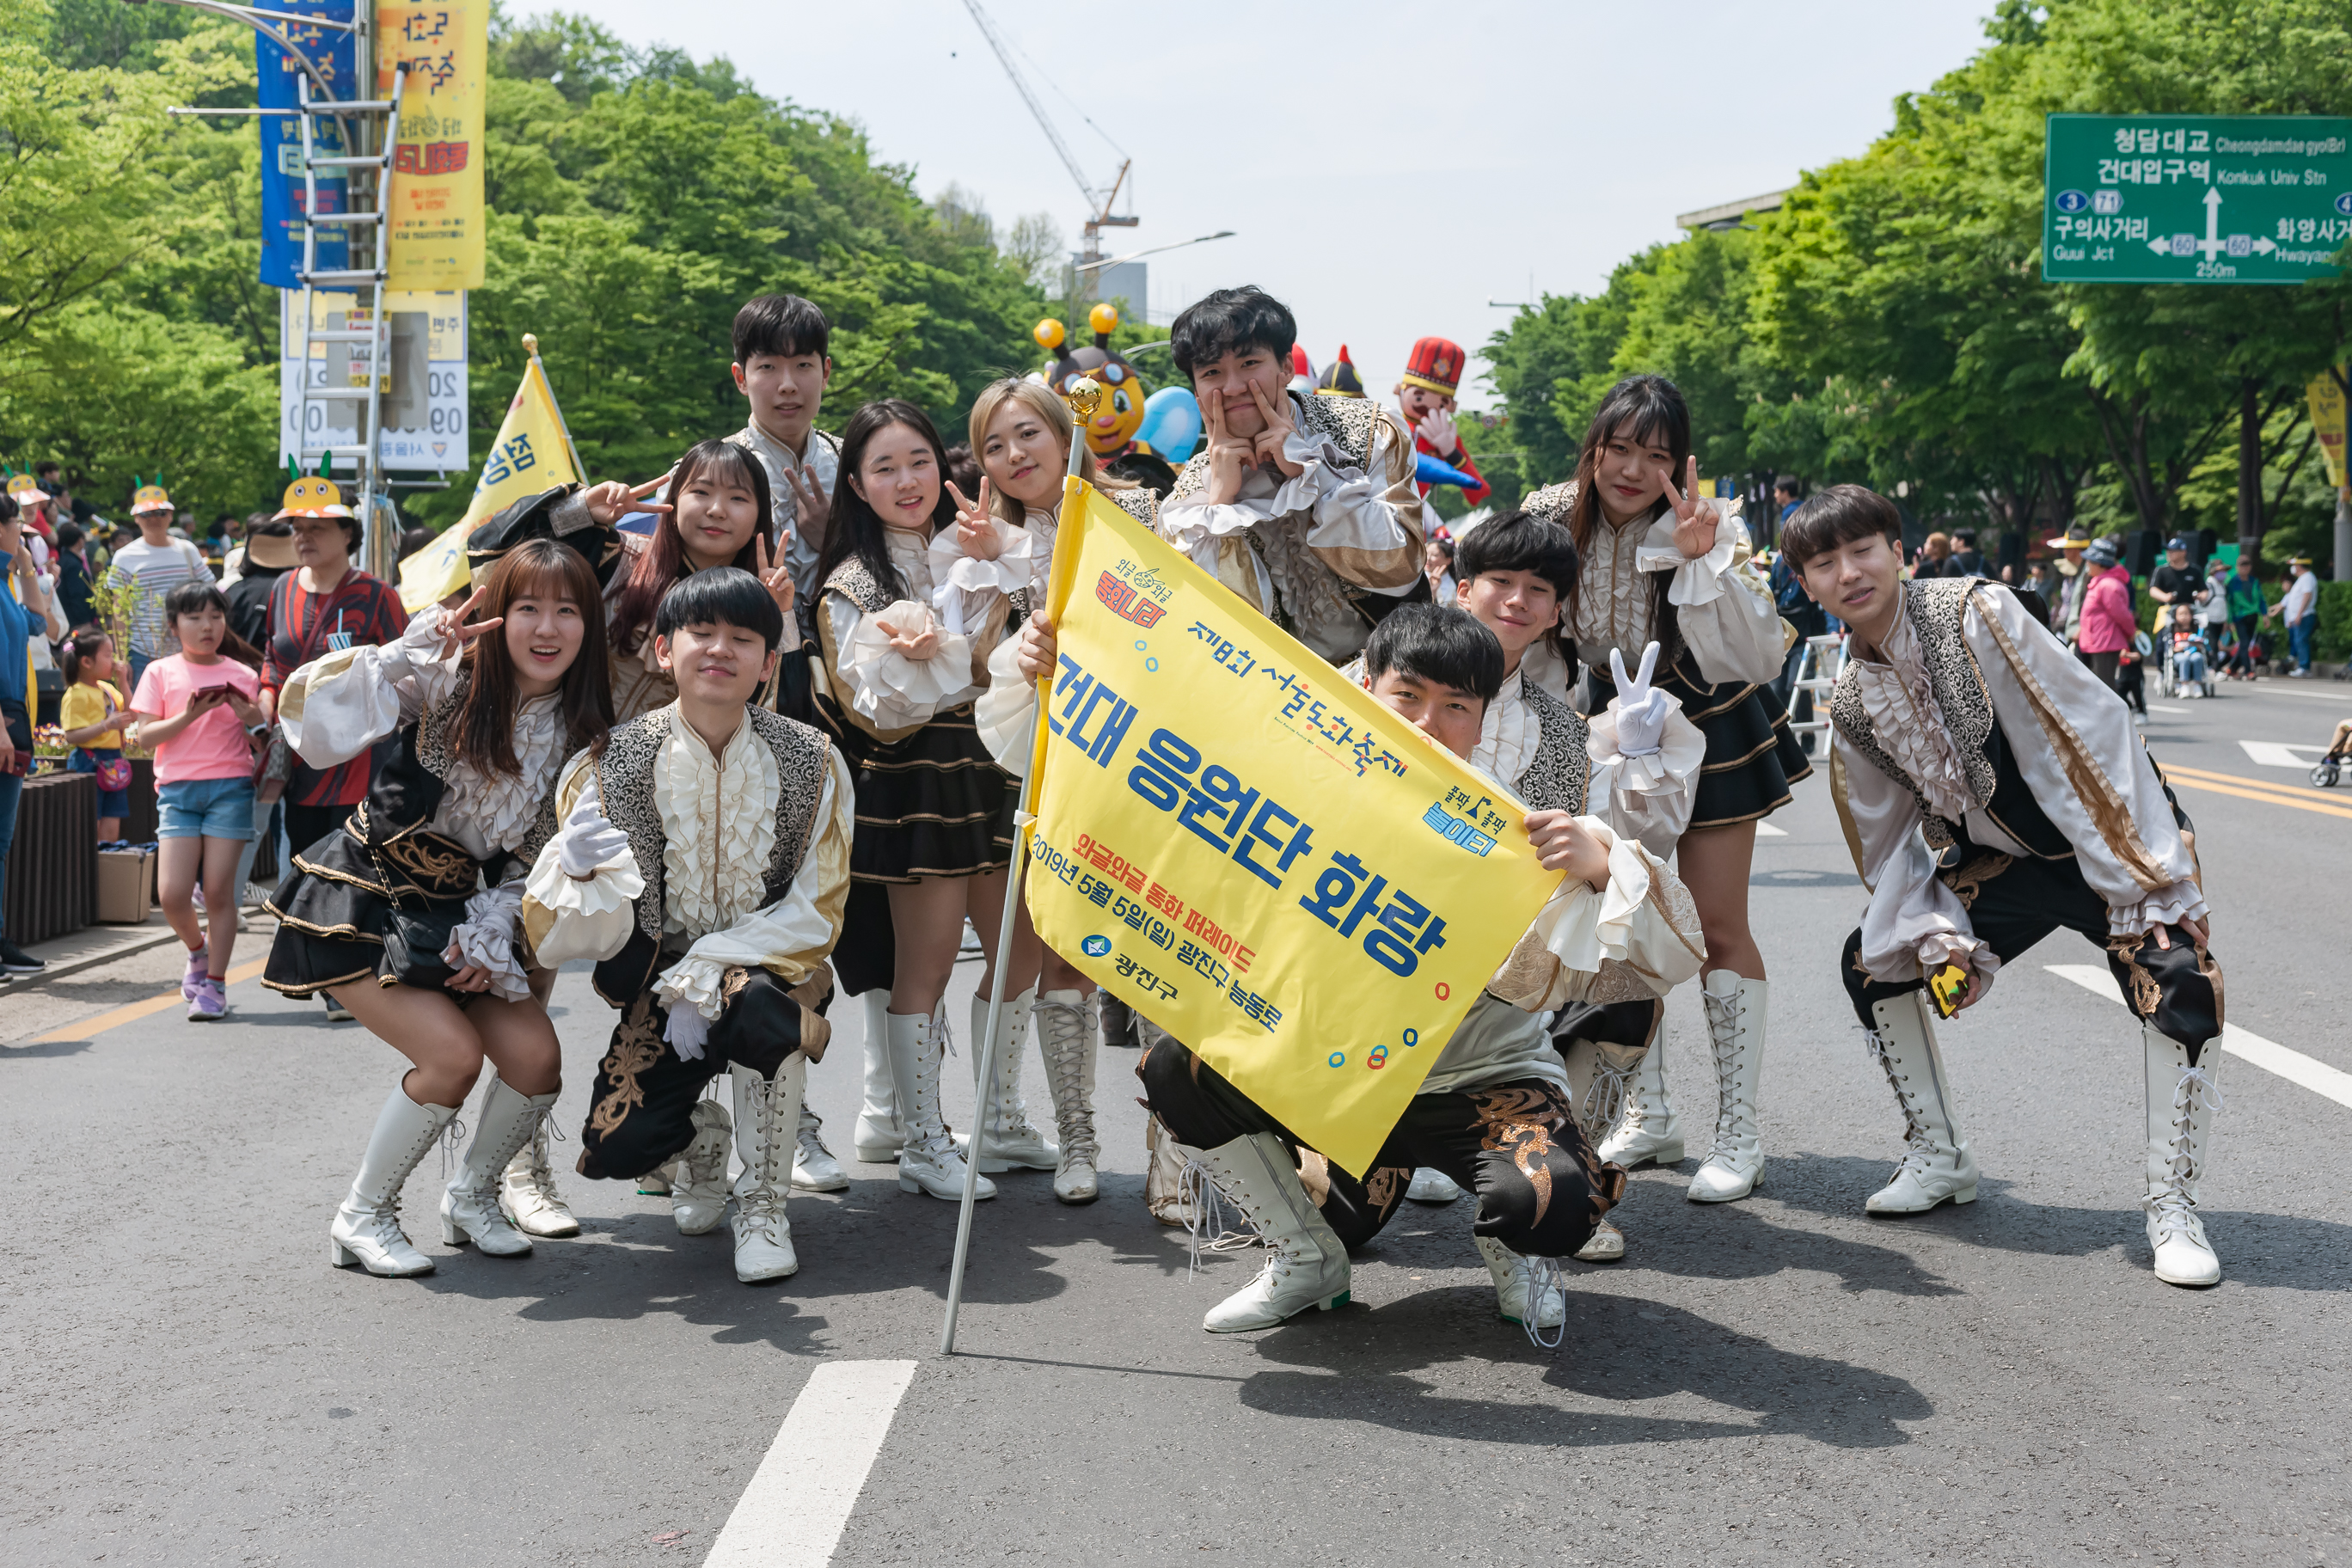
[
  {"x1": 1247, "y1": 379, "x2": 1304, "y2": 478},
  {"x1": 1660, "y1": 456, "x2": 1721, "y2": 561},
  {"x1": 579, "y1": 474, "x2": 673, "y2": 527},
  {"x1": 432, "y1": 585, "x2": 505, "y2": 662},
  {"x1": 754, "y1": 530, "x2": 795, "y2": 623},
  {"x1": 780, "y1": 461, "x2": 830, "y2": 550},
  {"x1": 945, "y1": 479, "x2": 1006, "y2": 561},
  {"x1": 1608, "y1": 640, "x2": 1669, "y2": 757}
]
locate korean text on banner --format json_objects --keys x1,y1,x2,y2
[
  {"x1": 254, "y1": 0, "x2": 354, "y2": 288},
  {"x1": 401, "y1": 356, "x2": 576, "y2": 609},
  {"x1": 1026, "y1": 484, "x2": 1563, "y2": 1175},
  {"x1": 377, "y1": 1, "x2": 487, "y2": 291},
  {"x1": 2310, "y1": 370, "x2": 2348, "y2": 491}
]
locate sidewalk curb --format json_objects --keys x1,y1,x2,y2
[{"x1": 8, "y1": 912, "x2": 277, "y2": 993}]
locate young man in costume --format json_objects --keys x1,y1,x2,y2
[
  {"x1": 524, "y1": 569, "x2": 853, "y2": 1283},
  {"x1": 726, "y1": 293, "x2": 839, "y2": 634},
  {"x1": 1788, "y1": 486, "x2": 2226, "y2": 1289},
  {"x1": 1393, "y1": 336, "x2": 1491, "y2": 508}
]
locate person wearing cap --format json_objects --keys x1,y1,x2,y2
[
  {"x1": 2044, "y1": 526, "x2": 2092, "y2": 650},
  {"x1": 98, "y1": 480, "x2": 213, "y2": 692},
  {"x1": 2272, "y1": 554, "x2": 2319, "y2": 676},
  {"x1": 1395, "y1": 336, "x2": 1491, "y2": 508},
  {"x1": 2148, "y1": 536, "x2": 2200, "y2": 609},
  {"x1": 2075, "y1": 536, "x2": 2138, "y2": 693},
  {"x1": 1315, "y1": 344, "x2": 1366, "y2": 400}
]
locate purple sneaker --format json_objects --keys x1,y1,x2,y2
[
  {"x1": 181, "y1": 944, "x2": 208, "y2": 1001},
  {"x1": 187, "y1": 977, "x2": 227, "y2": 1021}
]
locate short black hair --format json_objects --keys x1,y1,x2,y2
[
  {"x1": 1454, "y1": 510, "x2": 1579, "y2": 602},
  {"x1": 732, "y1": 293, "x2": 830, "y2": 364},
  {"x1": 57, "y1": 521, "x2": 83, "y2": 549},
  {"x1": 162, "y1": 578, "x2": 231, "y2": 625},
  {"x1": 1169, "y1": 286, "x2": 1297, "y2": 377},
  {"x1": 1779, "y1": 483, "x2": 1902, "y2": 566},
  {"x1": 653, "y1": 567, "x2": 785, "y2": 653},
  {"x1": 0, "y1": 494, "x2": 15, "y2": 526},
  {"x1": 1774, "y1": 475, "x2": 1799, "y2": 494},
  {"x1": 1363, "y1": 603, "x2": 1504, "y2": 704},
  {"x1": 34, "y1": 462, "x2": 58, "y2": 477}
]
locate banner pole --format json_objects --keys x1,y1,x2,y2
[{"x1": 940, "y1": 379, "x2": 1103, "y2": 1356}]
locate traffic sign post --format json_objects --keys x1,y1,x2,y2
[{"x1": 2043, "y1": 114, "x2": 2352, "y2": 285}]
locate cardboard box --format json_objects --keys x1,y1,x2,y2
[{"x1": 96, "y1": 848, "x2": 156, "y2": 925}]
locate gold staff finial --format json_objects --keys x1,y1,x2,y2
[
  {"x1": 1063, "y1": 375, "x2": 1104, "y2": 426},
  {"x1": 522, "y1": 333, "x2": 540, "y2": 357}
]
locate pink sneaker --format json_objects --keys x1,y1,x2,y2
[
  {"x1": 181, "y1": 944, "x2": 208, "y2": 1001},
  {"x1": 187, "y1": 977, "x2": 227, "y2": 1021}
]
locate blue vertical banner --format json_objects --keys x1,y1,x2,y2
[{"x1": 257, "y1": 1, "x2": 357, "y2": 288}]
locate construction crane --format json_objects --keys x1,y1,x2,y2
[{"x1": 959, "y1": 0, "x2": 1137, "y2": 292}]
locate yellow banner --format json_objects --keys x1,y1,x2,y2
[
  {"x1": 399, "y1": 355, "x2": 578, "y2": 609},
  {"x1": 1026, "y1": 482, "x2": 1563, "y2": 1174},
  {"x1": 377, "y1": 0, "x2": 487, "y2": 290},
  {"x1": 2310, "y1": 369, "x2": 2348, "y2": 492}
]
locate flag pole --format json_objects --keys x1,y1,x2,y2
[
  {"x1": 520, "y1": 332, "x2": 589, "y2": 484},
  {"x1": 940, "y1": 377, "x2": 1103, "y2": 1357}
]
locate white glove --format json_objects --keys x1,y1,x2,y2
[
  {"x1": 1610, "y1": 642, "x2": 1670, "y2": 758},
  {"x1": 664, "y1": 1000, "x2": 710, "y2": 1062},
  {"x1": 556, "y1": 797, "x2": 630, "y2": 879}
]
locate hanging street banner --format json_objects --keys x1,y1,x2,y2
[
  {"x1": 2312, "y1": 370, "x2": 2349, "y2": 492},
  {"x1": 1024, "y1": 482, "x2": 1564, "y2": 1176},
  {"x1": 254, "y1": 0, "x2": 354, "y2": 288},
  {"x1": 377, "y1": 0, "x2": 487, "y2": 290},
  {"x1": 2043, "y1": 114, "x2": 2352, "y2": 285},
  {"x1": 278, "y1": 289, "x2": 469, "y2": 473}
]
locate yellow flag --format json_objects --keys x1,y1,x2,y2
[
  {"x1": 1026, "y1": 481, "x2": 1563, "y2": 1175},
  {"x1": 398, "y1": 354, "x2": 579, "y2": 611},
  {"x1": 2309, "y1": 370, "x2": 2348, "y2": 491}
]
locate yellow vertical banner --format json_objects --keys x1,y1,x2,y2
[
  {"x1": 1026, "y1": 483, "x2": 1563, "y2": 1175},
  {"x1": 377, "y1": 0, "x2": 487, "y2": 291},
  {"x1": 397, "y1": 353, "x2": 579, "y2": 609},
  {"x1": 2310, "y1": 370, "x2": 2348, "y2": 491}
]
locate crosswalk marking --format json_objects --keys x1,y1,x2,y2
[
  {"x1": 2045, "y1": 965, "x2": 2352, "y2": 1113},
  {"x1": 2236, "y1": 739, "x2": 2325, "y2": 768},
  {"x1": 703, "y1": 1359, "x2": 918, "y2": 1568}
]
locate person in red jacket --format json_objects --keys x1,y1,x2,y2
[
  {"x1": 2074, "y1": 536, "x2": 2138, "y2": 693},
  {"x1": 1394, "y1": 336, "x2": 1491, "y2": 508}
]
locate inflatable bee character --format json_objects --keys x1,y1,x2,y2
[
  {"x1": 273, "y1": 456, "x2": 353, "y2": 520},
  {"x1": 1034, "y1": 303, "x2": 1176, "y2": 493}
]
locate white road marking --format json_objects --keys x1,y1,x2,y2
[
  {"x1": 703, "y1": 1358, "x2": 918, "y2": 1568},
  {"x1": 2236, "y1": 740, "x2": 2328, "y2": 767},
  {"x1": 1755, "y1": 822, "x2": 1789, "y2": 837},
  {"x1": 2147, "y1": 703, "x2": 2192, "y2": 714},
  {"x1": 2045, "y1": 965, "x2": 2352, "y2": 1113},
  {"x1": 2250, "y1": 683, "x2": 2352, "y2": 703}
]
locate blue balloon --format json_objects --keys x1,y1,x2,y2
[
  {"x1": 1415, "y1": 450, "x2": 1481, "y2": 490},
  {"x1": 1136, "y1": 386, "x2": 1203, "y2": 463}
]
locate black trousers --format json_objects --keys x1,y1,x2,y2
[
  {"x1": 576, "y1": 982, "x2": 818, "y2": 1181},
  {"x1": 1841, "y1": 848, "x2": 2221, "y2": 1064},
  {"x1": 1138, "y1": 1035, "x2": 1620, "y2": 1260}
]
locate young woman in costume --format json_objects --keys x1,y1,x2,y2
[
  {"x1": 265, "y1": 540, "x2": 613, "y2": 1277},
  {"x1": 1522, "y1": 375, "x2": 1801, "y2": 1204}
]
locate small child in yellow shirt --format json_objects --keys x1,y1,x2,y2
[{"x1": 60, "y1": 628, "x2": 132, "y2": 842}]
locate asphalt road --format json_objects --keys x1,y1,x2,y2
[{"x1": 3, "y1": 674, "x2": 2347, "y2": 1567}]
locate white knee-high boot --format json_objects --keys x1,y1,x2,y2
[
  {"x1": 1597, "y1": 1001, "x2": 1683, "y2": 1168},
  {"x1": 330, "y1": 1084, "x2": 459, "y2": 1277},
  {"x1": 1558, "y1": 1033, "x2": 1647, "y2": 1260},
  {"x1": 671, "y1": 1095, "x2": 734, "y2": 1236},
  {"x1": 1863, "y1": 992, "x2": 1977, "y2": 1215},
  {"x1": 1191, "y1": 1133, "x2": 1351, "y2": 1332},
  {"x1": 2144, "y1": 1026, "x2": 2224, "y2": 1288},
  {"x1": 887, "y1": 1008, "x2": 995, "y2": 1201},
  {"x1": 854, "y1": 989, "x2": 903, "y2": 1162},
  {"x1": 730, "y1": 1058, "x2": 801, "y2": 1283},
  {"x1": 966, "y1": 987, "x2": 1052, "y2": 1172},
  {"x1": 500, "y1": 1112, "x2": 580, "y2": 1238},
  {"x1": 441, "y1": 1075, "x2": 559, "y2": 1255},
  {"x1": 1687, "y1": 970, "x2": 1767, "y2": 1203},
  {"x1": 1032, "y1": 989, "x2": 1099, "y2": 1204}
]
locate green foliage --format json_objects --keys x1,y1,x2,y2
[{"x1": 2317, "y1": 578, "x2": 2352, "y2": 660}]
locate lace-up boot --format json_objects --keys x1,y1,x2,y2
[
  {"x1": 1475, "y1": 1235, "x2": 1566, "y2": 1332},
  {"x1": 440, "y1": 1076, "x2": 556, "y2": 1255},
  {"x1": 1406, "y1": 1167, "x2": 1463, "y2": 1202},
  {"x1": 729, "y1": 1059, "x2": 801, "y2": 1282},
  {"x1": 501, "y1": 1120, "x2": 581, "y2": 1238},
  {"x1": 1559, "y1": 1033, "x2": 1647, "y2": 1259},
  {"x1": 1687, "y1": 971, "x2": 1767, "y2": 1203},
  {"x1": 1596, "y1": 1009, "x2": 1683, "y2": 1168},
  {"x1": 1192, "y1": 1133, "x2": 1351, "y2": 1332},
  {"x1": 2143, "y1": 1026, "x2": 2224, "y2": 1288},
  {"x1": 671, "y1": 1099, "x2": 734, "y2": 1235},
  {"x1": 791, "y1": 1101, "x2": 849, "y2": 1192},
  {"x1": 853, "y1": 989, "x2": 903, "y2": 1162},
  {"x1": 887, "y1": 1008, "x2": 995, "y2": 1201},
  {"x1": 1863, "y1": 993, "x2": 1977, "y2": 1215},
  {"x1": 965, "y1": 987, "x2": 1054, "y2": 1173},
  {"x1": 329, "y1": 1085, "x2": 458, "y2": 1277},
  {"x1": 1032, "y1": 989, "x2": 1099, "y2": 1203},
  {"x1": 1144, "y1": 1114, "x2": 1197, "y2": 1227}
]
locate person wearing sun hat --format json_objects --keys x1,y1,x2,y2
[
  {"x1": 1394, "y1": 336, "x2": 1491, "y2": 508},
  {"x1": 2043, "y1": 524, "x2": 2092, "y2": 649},
  {"x1": 98, "y1": 476, "x2": 212, "y2": 692},
  {"x1": 2273, "y1": 553, "x2": 2320, "y2": 676}
]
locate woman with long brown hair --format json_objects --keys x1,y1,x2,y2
[
  {"x1": 1523, "y1": 375, "x2": 1801, "y2": 1207},
  {"x1": 263, "y1": 539, "x2": 614, "y2": 1277}
]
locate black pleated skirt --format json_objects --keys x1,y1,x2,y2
[
  {"x1": 848, "y1": 702, "x2": 1020, "y2": 885},
  {"x1": 262, "y1": 826, "x2": 477, "y2": 997},
  {"x1": 1588, "y1": 655, "x2": 1813, "y2": 831}
]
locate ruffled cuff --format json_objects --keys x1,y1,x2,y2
[
  {"x1": 1586, "y1": 699, "x2": 1703, "y2": 861},
  {"x1": 973, "y1": 634, "x2": 1037, "y2": 777},
  {"x1": 1635, "y1": 515, "x2": 1737, "y2": 609},
  {"x1": 844, "y1": 600, "x2": 973, "y2": 726},
  {"x1": 2109, "y1": 879, "x2": 2209, "y2": 938},
  {"x1": 1522, "y1": 821, "x2": 1654, "y2": 974},
  {"x1": 448, "y1": 882, "x2": 532, "y2": 1003},
  {"x1": 521, "y1": 832, "x2": 644, "y2": 968},
  {"x1": 387, "y1": 603, "x2": 462, "y2": 680},
  {"x1": 1485, "y1": 823, "x2": 1704, "y2": 1010},
  {"x1": 1159, "y1": 426, "x2": 1382, "y2": 549},
  {"x1": 1915, "y1": 929, "x2": 2002, "y2": 997},
  {"x1": 928, "y1": 523, "x2": 1038, "y2": 637},
  {"x1": 652, "y1": 956, "x2": 731, "y2": 1023}
]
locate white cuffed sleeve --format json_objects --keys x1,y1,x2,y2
[
  {"x1": 446, "y1": 877, "x2": 533, "y2": 1002},
  {"x1": 1159, "y1": 403, "x2": 1423, "y2": 595},
  {"x1": 521, "y1": 758, "x2": 646, "y2": 969},
  {"x1": 1485, "y1": 821, "x2": 1707, "y2": 1011},
  {"x1": 973, "y1": 633, "x2": 1037, "y2": 777},
  {"x1": 1855, "y1": 824, "x2": 2002, "y2": 994},
  {"x1": 1585, "y1": 695, "x2": 1703, "y2": 860},
  {"x1": 827, "y1": 594, "x2": 977, "y2": 732},
  {"x1": 1632, "y1": 513, "x2": 1787, "y2": 686},
  {"x1": 277, "y1": 607, "x2": 459, "y2": 767},
  {"x1": 928, "y1": 519, "x2": 1038, "y2": 640}
]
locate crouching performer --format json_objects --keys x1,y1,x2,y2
[
  {"x1": 1789, "y1": 487, "x2": 2227, "y2": 1289},
  {"x1": 523, "y1": 569, "x2": 854, "y2": 1283},
  {"x1": 1130, "y1": 605, "x2": 1705, "y2": 1334}
]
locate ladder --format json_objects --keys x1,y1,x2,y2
[
  {"x1": 286, "y1": 66, "x2": 407, "y2": 579},
  {"x1": 1785, "y1": 631, "x2": 1844, "y2": 742}
]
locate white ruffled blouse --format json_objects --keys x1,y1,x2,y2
[
  {"x1": 1571, "y1": 506, "x2": 1785, "y2": 688},
  {"x1": 822, "y1": 529, "x2": 1006, "y2": 735},
  {"x1": 277, "y1": 605, "x2": 564, "y2": 1002}
]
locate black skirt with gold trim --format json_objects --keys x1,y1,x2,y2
[
  {"x1": 262, "y1": 815, "x2": 488, "y2": 997},
  {"x1": 848, "y1": 702, "x2": 1019, "y2": 885},
  {"x1": 1587, "y1": 656, "x2": 1814, "y2": 831}
]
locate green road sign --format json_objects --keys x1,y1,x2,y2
[{"x1": 2043, "y1": 113, "x2": 2352, "y2": 285}]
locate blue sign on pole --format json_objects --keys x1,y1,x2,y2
[{"x1": 257, "y1": 1, "x2": 357, "y2": 289}]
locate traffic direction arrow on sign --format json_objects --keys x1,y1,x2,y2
[{"x1": 2044, "y1": 113, "x2": 2352, "y2": 285}]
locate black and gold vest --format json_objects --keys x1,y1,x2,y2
[
  {"x1": 1515, "y1": 678, "x2": 1592, "y2": 816},
  {"x1": 351, "y1": 678, "x2": 564, "y2": 899}
]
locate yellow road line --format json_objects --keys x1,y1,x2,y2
[
  {"x1": 2163, "y1": 762, "x2": 2338, "y2": 800},
  {"x1": 34, "y1": 958, "x2": 271, "y2": 1043},
  {"x1": 2160, "y1": 766, "x2": 2352, "y2": 822}
]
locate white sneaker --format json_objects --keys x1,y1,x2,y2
[{"x1": 1476, "y1": 1235, "x2": 1566, "y2": 1335}]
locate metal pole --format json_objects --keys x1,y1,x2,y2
[{"x1": 940, "y1": 383, "x2": 1100, "y2": 1356}]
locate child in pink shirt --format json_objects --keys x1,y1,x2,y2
[{"x1": 131, "y1": 582, "x2": 266, "y2": 1021}]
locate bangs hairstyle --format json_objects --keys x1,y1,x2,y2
[
  {"x1": 966, "y1": 377, "x2": 1135, "y2": 528},
  {"x1": 1565, "y1": 374, "x2": 1693, "y2": 669},
  {"x1": 732, "y1": 292, "x2": 830, "y2": 364},
  {"x1": 609, "y1": 438, "x2": 771, "y2": 656},
  {"x1": 814, "y1": 399, "x2": 955, "y2": 605},
  {"x1": 1779, "y1": 484, "x2": 1903, "y2": 567},
  {"x1": 448, "y1": 538, "x2": 613, "y2": 780},
  {"x1": 162, "y1": 579, "x2": 266, "y2": 667},
  {"x1": 654, "y1": 566, "x2": 785, "y2": 652},
  {"x1": 1454, "y1": 510, "x2": 1579, "y2": 601},
  {"x1": 1169, "y1": 286, "x2": 1297, "y2": 377},
  {"x1": 1363, "y1": 603, "x2": 1504, "y2": 705}
]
